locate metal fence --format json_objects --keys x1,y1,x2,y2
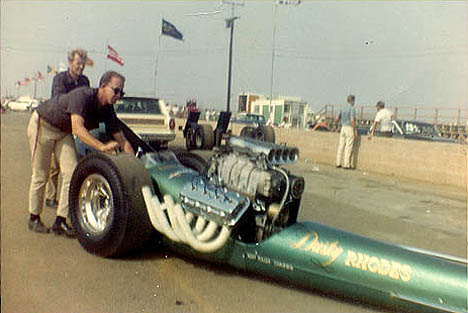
[
  {"x1": 315, "y1": 104, "x2": 467, "y2": 139},
  {"x1": 319, "y1": 105, "x2": 466, "y2": 125}
]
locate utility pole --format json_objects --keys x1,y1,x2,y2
[
  {"x1": 224, "y1": 1, "x2": 244, "y2": 112},
  {"x1": 269, "y1": 1, "x2": 279, "y2": 121}
]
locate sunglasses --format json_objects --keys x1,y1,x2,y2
[{"x1": 110, "y1": 86, "x2": 125, "y2": 97}]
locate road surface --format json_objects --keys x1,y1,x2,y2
[{"x1": 1, "y1": 111, "x2": 466, "y2": 313}]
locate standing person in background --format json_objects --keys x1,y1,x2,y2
[
  {"x1": 368, "y1": 100, "x2": 394, "y2": 139},
  {"x1": 336, "y1": 94, "x2": 358, "y2": 169},
  {"x1": 51, "y1": 49, "x2": 90, "y2": 97},
  {"x1": 45, "y1": 48, "x2": 90, "y2": 208}
]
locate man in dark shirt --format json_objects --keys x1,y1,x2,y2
[
  {"x1": 51, "y1": 48, "x2": 90, "y2": 96},
  {"x1": 46, "y1": 48, "x2": 90, "y2": 209},
  {"x1": 26, "y1": 71, "x2": 134, "y2": 236}
]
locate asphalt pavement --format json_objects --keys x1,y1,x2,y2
[{"x1": 1, "y1": 111, "x2": 466, "y2": 313}]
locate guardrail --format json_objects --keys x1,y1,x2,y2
[{"x1": 315, "y1": 104, "x2": 467, "y2": 140}]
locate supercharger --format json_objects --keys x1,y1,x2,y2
[
  {"x1": 208, "y1": 152, "x2": 286, "y2": 201},
  {"x1": 202, "y1": 137, "x2": 305, "y2": 242},
  {"x1": 207, "y1": 137, "x2": 303, "y2": 202}
]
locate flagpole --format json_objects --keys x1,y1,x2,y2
[
  {"x1": 268, "y1": 0, "x2": 279, "y2": 122},
  {"x1": 105, "y1": 41, "x2": 109, "y2": 72},
  {"x1": 154, "y1": 34, "x2": 162, "y2": 98}
]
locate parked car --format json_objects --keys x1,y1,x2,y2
[
  {"x1": 392, "y1": 120, "x2": 460, "y2": 143},
  {"x1": 114, "y1": 97, "x2": 176, "y2": 148},
  {"x1": 232, "y1": 113, "x2": 267, "y2": 126},
  {"x1": 7, "y1": 96, "x2": 40, "y2": 111},
  {"x1": 360, "y1": 120, "x2": 459, "y2": 143}
]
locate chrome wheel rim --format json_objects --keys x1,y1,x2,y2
[{"x1": 78, "y1": 174, "x2": 114, "y2": 235}]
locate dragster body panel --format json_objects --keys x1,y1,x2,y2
[{"x1": 165, "y1": 221, "x2": 467, "y2": 313}]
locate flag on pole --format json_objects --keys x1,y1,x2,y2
[
  {"x1": 36, "y1": 71, "x2": 44, "y2": 80},
  {"x1": 107, "y1": 45, "x2": 124, "y2": 66},
  {"x1": 86, "y1": 57, "x2": 94, "y2": 67},
  {"x1": 31, "y1": 71, "x2": 43, "y2": 81},
  {"x1": 47, "y1": 65, "x2": 57, "y2": 76},
  {"x1": 162, "y1": 19, "x2": 183, "y2": 41},
  {"x1": 17, "y1": 78, "x2": 30, "y2": 86}
]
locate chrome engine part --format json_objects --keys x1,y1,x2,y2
[
  {"x1": 203, "y1": 137, "x2": 305, "y2": 242},
  {"x1": 179, "y1": 175, "x2": 250, "y2": 227},
  {"x1": 209, "y1": 153, "x2": 286, "y2": 201},
  {"x1": 229, "y1": 136, "x2": 299, "y2": 165}
]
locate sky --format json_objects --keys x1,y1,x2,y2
[{"x1": 1, "y1": 0, "x2": 467, "y2": 113}]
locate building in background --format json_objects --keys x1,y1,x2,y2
[
  {"x1": 238, "y1": 92, "x2": 262, "y2": 113},
  {"x1": 238, "y1": 92, "x2": 309, "y2": 128}
]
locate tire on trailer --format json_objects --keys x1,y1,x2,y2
[
  {"x1": 69, "y1": 153, "x2": 154, "y2": 258},
  {"x1": 185, "y1": 126, "x2": 197, "y2": 151},
  {"x1": 195, "y1": 124, "x2": 215, "y2": 150},
  {"x1": 253, "y1": 125, "x2": 275, "y2": 143},
  {"x1": 239, "y1": 126, "x2": 255, "y2": 138}
]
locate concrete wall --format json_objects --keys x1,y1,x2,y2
[
  {"x1": 273, "y1": 128, "x2": 467, "y2": 190},
  {"x1": 176, "y1": 119, "x2": 467, "y2": 190}
]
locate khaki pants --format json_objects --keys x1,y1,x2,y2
[
  {"x1": 27, "y1": 111, "x2": 78, "y2": 218},
  {"x1": 45, "y1": 154, "x2": 59, "y2": 201},
  {"x1": 336, "y1": 125, "x2": 355, "y2": 168}
]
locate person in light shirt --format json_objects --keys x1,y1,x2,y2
[{"x1": 368, "y1": 101, "x2": 394, "y2": 139}]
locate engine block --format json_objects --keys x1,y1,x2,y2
[{"x1": 210, "y1": 153, "x2": 286, "y2": 201}]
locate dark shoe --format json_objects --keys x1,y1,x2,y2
[
  {"x1": 343, "y1": 166, "x2": 353, "y2": 170},
  {"x1": 45, "y1": 199, "x2": 58, "y2": 208},
  {"x1": 52, "y1": 220, "x2": 77, "y2": 238},
  {"x1": 28, "y1": 218, "x2": 50, "y2": 234},
  {"x1": 336, "y1": 165, "x2": 341, "y2": 168}
]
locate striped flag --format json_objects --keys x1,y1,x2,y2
[
  {"x1": 86, "y1": 57, "x2": 94, "y2": 67},
  {"x1": 31, "y1": 71, "x2": 43, "y2": 81},
  {"x1": 107, "y1": 45, "x2": 124, "y2": 66},
  {"x1": 17, "y1": 78, "x2": 30, "y2": 86},
  {"x1": 47, "y1": 65, "x2": 57, "y2": 76}
]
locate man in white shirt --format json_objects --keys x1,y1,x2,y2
[{"x1": 368, "y1": 101, "x2": 394, "y2": 139}]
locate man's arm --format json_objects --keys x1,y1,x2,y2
[
  {"x1": 112, "y1": 131, "x2": 135, "y2": 155},
  {"x1": 368, "y1": 121, "x2": 378, "y2": 139},
  {"x1": 335, "y1": 111, "x2": 341, "y2": 123},
  {"x1": 71, "y1": 114, "x2": 119, "y2": 152}
]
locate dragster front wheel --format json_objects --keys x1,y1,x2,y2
[{"x1": 69, "y1": 153, "x2": 154, "y2": 258}]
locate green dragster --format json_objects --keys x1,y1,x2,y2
[{"x1": 69, "y1": 134, "x2": 467, "y2": 313}]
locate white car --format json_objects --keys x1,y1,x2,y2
[
  {"x1": 114, "y1": 97, "x2": 176, "y2": 148},
  {"x1": 7, "y1": 96, "x2": 40, "y2": 111}
]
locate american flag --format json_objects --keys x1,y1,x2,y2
[
  {"x1": 31, "y1": 71, "x2": 44, "y2": 81},
  {"x1": 107, "y1": 45, "x2": 124, "y2": 66}
]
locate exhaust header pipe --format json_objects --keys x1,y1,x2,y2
[{"x1": 229, "y1": 136, "x2": 299, "y2": 165}]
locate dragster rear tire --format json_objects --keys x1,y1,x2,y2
[{"x1": 69, "y1": 153, "x2": 154, "y2": 258}]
